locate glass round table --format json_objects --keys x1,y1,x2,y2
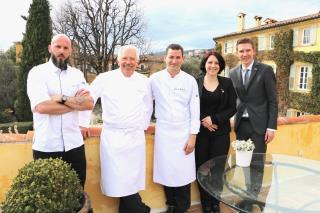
[{"x1": 197, "y1": 154, "x2": 320, "y2": 212}]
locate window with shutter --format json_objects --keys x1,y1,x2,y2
[
  {"x1": 224, "y1": 41, "x2": 233, "y2": 54},
  {"x1": 297, "y1": 111, "x2": 306, "y2": 117},
  {"x1": 302, "y1": 28, "x2": 311, "y2": 45},
  {"x1": 224, "y1": 43, "x2": 228, "y2": 54}
]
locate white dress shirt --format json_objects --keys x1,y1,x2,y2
[
  {"x1": 241, "y1": 61, "x2": 254, "y2": 117},
  {"x1": 27, "y1": 60, "x2": 88, "y2": 152}
]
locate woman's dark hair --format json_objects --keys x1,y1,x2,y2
[{"x1": 199, "y1": 51, "x2": 225, "y2": 74}]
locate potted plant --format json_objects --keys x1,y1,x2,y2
[
  {"x1": 232, "y1": 139, "x2": 255, "y2": 167},
  {"x1": 0, "y1": 158, "x2": 91, "y2": 213}
]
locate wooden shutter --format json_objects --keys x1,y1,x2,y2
[
  {"x1": 310, "y1": 25, "x2": 317, "y2": 45},
  {"x1": 307, "y1": 76, "x2": 312, "y2": 90},
  {"x1": 293, "y1": 29, "x2": 299, "y2": 47},
  {"x1": 289, "y1": 77, "x2": 294, "y2": 90}
]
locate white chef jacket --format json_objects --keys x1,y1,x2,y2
[
  {"x1": 150, "y1": 69, "x2": 200, "y2": 186},
  {"x1": 88, "y1": 69, "x2": 153, "y2": 197},
  {"x1": 27, "y1": 60, "x2": 88, "y2": 152}
]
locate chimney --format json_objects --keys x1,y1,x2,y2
[
  {"x1": 237, "y1": 12, "x2": 246, "y2": 32},
  {"x1": 254, "y1": 15, "x2": 262, "y2": 27},
  {"x1": 264, "y1": 18, "x2": 277, "y2": 25}
]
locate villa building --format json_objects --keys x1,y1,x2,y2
[{"x1": 214, "y1": 12, "x2": 320, "y2": 117}]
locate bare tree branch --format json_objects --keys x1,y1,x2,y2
[{"x1": 53, "y1": 0, "x2": 147, "y2": 76}]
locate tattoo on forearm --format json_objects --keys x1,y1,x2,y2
[{"x1": 75, "y1": 96, "x2": 85, "y2": 104}]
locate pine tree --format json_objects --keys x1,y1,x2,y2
[{"x1": 15, "y1": 0, "x2": 52, "y2": 121}]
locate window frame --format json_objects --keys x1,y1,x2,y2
[
  {"x1": 302, "y1": 28, "x2": 311, "y2": 45},
  {"x1": 224, "y1": 41, "x2": 233, "y2": 54},
  {"x1": 298, "y1": 66, "x2": 308, "y2": 90}
]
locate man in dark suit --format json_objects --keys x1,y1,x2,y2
[
  {"x1": 230, "y1": 37, "x2": 278, "y2": 211},
  {"x1": 230, "y1": 37, "x2": 278, "y2": 153}
]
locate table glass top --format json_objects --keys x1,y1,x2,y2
[{"x1": 197, "y1": 154, "x2": 320, "y2": 212}]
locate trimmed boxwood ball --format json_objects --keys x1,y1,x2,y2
[{"x1": 1, "y1": 158, "x2": 83, "y2": 213}]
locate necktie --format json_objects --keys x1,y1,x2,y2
[{"x1": 243, "y1": 69, "x2": 250, "y2": 88}]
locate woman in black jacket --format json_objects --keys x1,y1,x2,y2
[{"x1": 195, "y1": 51, "x2": 236, "y2": 213}]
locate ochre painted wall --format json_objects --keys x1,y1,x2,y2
[
  {"x1": 0, "y1": 132, "x2": 200, "y2": 212},
  {"x1": 82, "y1": 134, "x2": 200, "y2": 212},
  {"x1": 1, "y1": 118, "x2": 320, "y2": 212},
  {"x1": 267, "y1": 121, "x2": 320, "y2": 160}
]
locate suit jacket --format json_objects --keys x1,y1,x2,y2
[
  {"x1": 229, "y1": 60, "x2": 278, "y2": 135},
  {"x1": 196, "y1": 74, "x2": 237, "y2": 135}
]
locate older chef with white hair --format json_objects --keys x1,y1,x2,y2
[{"x1": 80, "y1": 45, "x2": 152, "y2": 213}]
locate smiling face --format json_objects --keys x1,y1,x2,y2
[
  {"x1": 205, "y1": 55, "x2": 220, "y2": 77},
  {"x1": 165, "y1": 48, "x2": 184, "y2": 74},
  {"x1": 237, "y1": 43, "x2": 256, "y2": 68},
  {"x1": 117, "y1": 48, "x2": 139, "y2": 77}
]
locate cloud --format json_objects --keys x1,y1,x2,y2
[
  {"x1": 1, "y1": 0, "x2": 319, "y2": 52},
  {"x1": 139, "y1": 0, "x2": 320, "y2": 51}
]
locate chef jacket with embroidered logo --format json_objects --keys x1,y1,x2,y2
[
  {"x1": 150, "y1": 69, "x2": 200, "y2": 134},
  {"x1": 79, "y1": 69, "x2": 153, "y2": 197},
  {"x1": 87, "y1": 69, "x2": 152, "y2": 130},
  {"x1": 150, "y1": 69, "x2": 200, "y2": 187}
]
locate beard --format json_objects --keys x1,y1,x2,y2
[{"x1": 51, "y1": 54, "x2": 69, "y2": 70}]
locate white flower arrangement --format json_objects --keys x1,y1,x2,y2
[{"x1": 232, "y1": 139, "x2": 255, "y2": 152}]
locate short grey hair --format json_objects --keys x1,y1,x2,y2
[{"x1": 117, "y1": 45, "x2": 140, "y2": 61}]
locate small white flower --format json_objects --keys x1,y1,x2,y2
[{"x1": 232, "y1": 139, "x2": 255, "y2": 151}]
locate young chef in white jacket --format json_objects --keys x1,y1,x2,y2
[
  {"x1": 80, "y1": 45, "x2": 153, "y2": 213},
  {"x1": 150, "y1": 44, "x2": 200, "y2": 213}
]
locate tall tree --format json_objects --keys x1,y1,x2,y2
[
  {"x1": 15, "y1": 0, "x2": 52, "y2": 121},
  {"x1": 0, "y1": 53, "x2": 18, "y2": 122},
  {"x1": 53, "y1": 0, "x2": 146, "y2": 76}
]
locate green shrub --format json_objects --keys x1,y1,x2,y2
[
  {"x1": 1, "y1": 158, "x2": 83, "y2": 213},
  {"x1": 0, "y1": 110, "x2": 17, "y2": 123}
]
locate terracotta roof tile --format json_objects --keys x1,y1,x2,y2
[{"x1": 214, "y1": 12, "x2": 320, "y2": 40}]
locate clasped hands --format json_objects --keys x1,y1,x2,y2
[{"x1": 201, "y1": 116, "x2": 218, "y2": 132}]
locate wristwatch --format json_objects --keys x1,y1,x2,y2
[{"x1": 60, "y1": 95, "x2": 68, "y2": 104}]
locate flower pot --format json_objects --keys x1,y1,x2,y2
[
  {"x1": 78, "y1": 192, "x2": 92, "y2": 213},
  {"x1": 236, "y1": 150, "x2": 253, "y2": 167}
]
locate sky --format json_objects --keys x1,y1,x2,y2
[{"x1": 1, "y1": 0, "x2": 320, "y2": 52}]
